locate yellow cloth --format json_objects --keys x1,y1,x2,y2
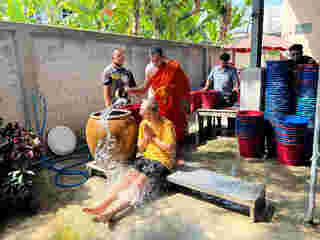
[{"x1": 138, "y1": 118, "x2": 176, "y2": 169}]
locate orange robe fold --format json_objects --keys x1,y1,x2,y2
[{"x1": 150, "y1": 60, "x2": 191, "y2": 142}]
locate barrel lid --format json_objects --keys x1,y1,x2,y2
[
  {"x1": 282, "y1": 115, "x2": 309, "y2": 125},
  {"x1": 47, "y1": 126, "x2": 77, "y2": 156}
]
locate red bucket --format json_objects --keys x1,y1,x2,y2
[
  {"x1": 201, "y1": 90, "x2": 218, "y2": 109},
  {"x1": 190, "y1": 90, "x2": 202, "y2": 113},
  {"x1": 237, "y1": 110, "x2": 264, "y2": 118},
  {"x1": 238, "y1": 136, "x2": 264, "y2": 158},
  {"x1": 120, "y1": 104, "x2": 142, "y2": 125},
  {"x1": 276, "y1": 142, "x2": 305, "y2": 166}
]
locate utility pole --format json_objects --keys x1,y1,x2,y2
[{"x1": 250, "y1": 0, "x2": 264, "y2": 67}]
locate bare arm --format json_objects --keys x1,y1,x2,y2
[
  {"x1": 232, "y1": 68, "x2": 240, "y2": 90},
  {"x1": 203, "y1": 79, "x2": 210, "y2": 91},
  {"x1": 202, "y1": 68, "x2": 214, "y2": 91},
  {"x1": 127, "y1": 66, "x2": 154, "y2": 96},
  {"x1": 104, "y1": 85, "x2": 112, "y2": 107},
  {"x1": 127, "y1": 77, "x2": 152, "y2": 95}
]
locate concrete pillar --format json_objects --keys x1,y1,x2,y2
[{"x1": 240, "y1": 67, "x2": 265, "y2": 111}]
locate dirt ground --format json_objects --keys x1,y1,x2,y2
[{"x1": 1, "y1": 137, "x2": 320, "y2": 240}]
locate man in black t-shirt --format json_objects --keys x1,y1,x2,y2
[
  {"x1": 287, "y1": 44, "x2": 317, "y2": 111},
  {"x1": 102, "y1": 48, "x2": 137, "y2": 107},
  {"x1": 288, "y1": 44, "x2": 316, "y2": 65}
]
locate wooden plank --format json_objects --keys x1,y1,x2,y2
[
  {"x1": 197, "y1": 109, "x2": 238, "y2": 118},
  {"x1": 167, "y1": 169, "x2": 264, "y2": 201},
  {"x1": 167, "y1": 169, "x2": 266, "y2": 222},
  {"x1": 198, "y1": 108, "x2": 239, "y2": 112}
]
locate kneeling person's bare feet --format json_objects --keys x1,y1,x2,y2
[
  {"x1": 82, "y1": 206, "x2": 108, "y2": 215},
  {"x1": 93, "y1": 211, "x2": 115, "y2": 223}
]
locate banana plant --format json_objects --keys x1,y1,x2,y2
[
  {"x1": 177, "y1": 0, "x2": 252, "y2": 44},
  {"x1": 0, "y1": 0, "x2": 251, "y2": 44},
  {"x1": 57, "y1": 0, "x2": 106, "y2": 30}
]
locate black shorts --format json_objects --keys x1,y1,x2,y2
[{"x1": 132, "y1": 157, "x2": 172, "y2": 202}]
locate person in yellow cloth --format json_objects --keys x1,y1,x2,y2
[{"x1": 82, "y1": 98, "x2": 178, "y2": 223}]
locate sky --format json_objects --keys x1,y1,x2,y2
[
  {"x1": 232, "y1": 0, "x2": 282, "y2": 8},
  {"x1": 230, "y1": 0, "x2": 283, "y2": 33}
]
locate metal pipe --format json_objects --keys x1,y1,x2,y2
[
  {"x1": 305, "y1": 70, "x2": 320, "y2": 223},
  {"x1": 250, "y1": 0, "x2": 264, "y2": 68}
]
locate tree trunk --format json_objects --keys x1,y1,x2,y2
[
  {"x1": 152, "y1": 16, "x2": 160, "y2": 39},
  {"x1": 133, "y1": 0, "x2": 140, "y2": 35},
  {"x1": 168, "y1": 8, "x2": 177, "y2": 40}
]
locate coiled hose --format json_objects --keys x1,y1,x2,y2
[
  {"x1": 32, "y1": 91, "x2": 92, "y2": 188},
  {"x1": 36, "y1": 144, "x2": 93, "y2": 188}
]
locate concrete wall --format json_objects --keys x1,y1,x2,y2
[
  {"x1": 0, "y1": 30, "x2": 25, "y2": 123},
  {"x1": 0, "y1": 22, "x2": 221, "y2": 133},
  {"x1": 281, "y1": 0, "x2": 320, "y2": 62}
]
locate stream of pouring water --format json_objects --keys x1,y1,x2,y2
[{"x1": 94, "y1": 105, "x2": 151, "y2": 208}]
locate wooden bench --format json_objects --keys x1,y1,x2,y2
[
  {"x1": 196, "y1": 107, "x2": 239, "y2": 144},
  {"x1": 167, "y1": 168, "x2": 266, "y2": 222}
]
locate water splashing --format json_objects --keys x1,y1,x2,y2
[
  {"x1": 95, "y1": 107, "x2": 130, "y2": 184},
  {"x1": 94, "y1": 105, "x2": 149, "y2": 207}
]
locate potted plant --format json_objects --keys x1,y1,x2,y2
[{"x1": 0, "y1": 121, "x2": 47, "y2": 214}]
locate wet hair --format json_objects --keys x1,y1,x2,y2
[
  {"x1": 220, "y1": 52, "x2": 230, "y2": 62},
  {"x1": 150, "y1": 47, "x2": 163, "y2": 57},
  {"x1": 141, "y1": 98, "x2": 159, "y2": 114},
  {"x1": 289, "y1": 44, "x2": 303, "y2": 53}
]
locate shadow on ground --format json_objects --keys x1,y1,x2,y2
[{"x1": 1, "y1": 137, "x2": 320, "y2": 239}]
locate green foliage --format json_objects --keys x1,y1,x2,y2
[
  {"x1": 0, "y1": 0, "x2": 251, "y2": 44},
  {"x1": 7, "y1": 0, "x2": 25, "y2": 22}
]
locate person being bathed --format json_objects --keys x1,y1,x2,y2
[{"x1": 83, "y1": 99, "x2": 177, "y2": 223}]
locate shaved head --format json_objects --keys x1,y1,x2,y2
[
  {"x1": 112, "y1": 48, "x2": 125, "y2": 66},
  {"x1": 112, "y1": 48, "x2": 124, "y2": 57}
]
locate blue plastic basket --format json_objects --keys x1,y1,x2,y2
[{"x1": 264, "y1": 61, "x2": 292, "y2": 115}]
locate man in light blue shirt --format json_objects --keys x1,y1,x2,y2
[
  {"x1": 202, "y1": 53, "x2": 239, "y2": 134},
  {"x1": 203, "y1": 52, "x2": 239, "y2": 103}
]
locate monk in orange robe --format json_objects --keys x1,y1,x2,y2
[{"x1": 127, "y1": 47, "x2": 191, "y2": 144}]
